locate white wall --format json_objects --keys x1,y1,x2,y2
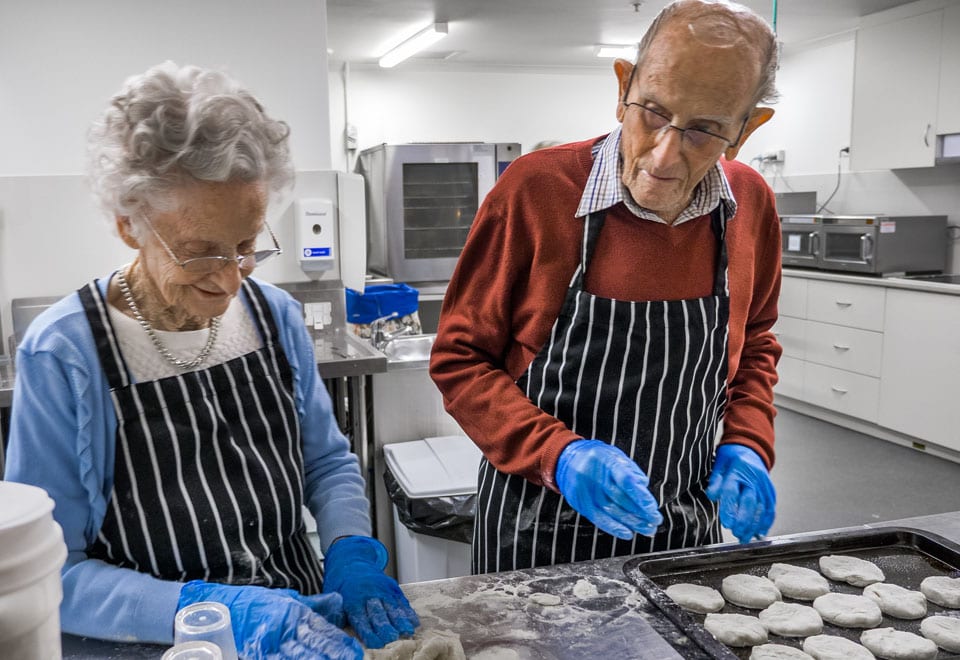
[{"x1": 0, "y1": 0, "x2": 332, "y2": 349}]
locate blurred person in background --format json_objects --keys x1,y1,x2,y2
[
  {"x1": 4, "y1": 61, "x2": 417, "y2": 658},
  {"x1": 430, "y1": 0, "x2": 782, "y2": 573}
]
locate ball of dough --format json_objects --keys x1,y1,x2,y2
[
  {"x1": 862, "y1": 582, "x2": 927, "y2": 619},
  {"x1": 921, "y1": 615, "x2": 960, "y2": 653},
  {"x1": 749, "y1": 643, "x2": 814, "y2": 659},
  {"x1": 721, "y1": 574, "x2": 782, "y2": 609},
  {"x1": 812, "y1": 593, "x2": 883, "y2": 628},
  {"x1": 920, "y1": 575, "x2": 960, "y2": 608},
  {"x1": 802, "y1": 634, "x2": 876, "y2": 660},
  {"x1": 766, "y1": 563, "x2": 831, "y2": 601},
  {"x1": 758, "y1": 601, "x2": 823, "y2": 637},
  {"x1": 703, "y1": 613, "x2": 768, "y2": 647},
  {"x1": 665, "y1": 583, "x2": 725, "y2": 614},
  {"x1": 818, "y1": 555, "x2": 885, "y2": 587},
  {"x1": 860, "y1": 627, "x2": 938, "y2": 660}
]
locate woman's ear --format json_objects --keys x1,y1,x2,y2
[{"x1": 115, "y1": 215, "x2": 141, "y2": 250}]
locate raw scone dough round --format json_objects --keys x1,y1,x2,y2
[
  {"x1": 921, "y1": 615, "x2": 960, "y2": 653},
  {"x1": 818, "y1": 555, "x2": 885, "y2": 587},
  {"x1": 665, "y1": 583, "x2": 725, "y2": 613},
  {"x1": 812, "y1": 593, "x2": 883, "y2": 628},
  {"x1": 721, "y1": 574, "x2": 782, "y2": 609},
  {"x1": 920, "y1": 575, "x2": 960, "y2": 608},
  {"x1": 758, "y1": 601, "x2": 823, "y2": 637},
  {"x1": 767, "y1": 563, "x2": 831, "y2": 601},
  {"x1": 802, "y1": 634, "x2": 877, "y2": 660},
  {"x1": 862, "y1": 582, "x2": 927, "y2": 619},
  {"x1": 749, "y1": 643, "x2": 814, "y2": 659},
  {"x1": 527, "y1": 592, "x2": 561, "y2": 606},
  {"x1": 364, "y1": 630, "x2": 467, "y2": 660},
  {"x1": 704, "y1": 613, "x2": 768, "y2": 647},
  {"x1": 860, "y1": 627, "x2": 938, "y2": 660}
]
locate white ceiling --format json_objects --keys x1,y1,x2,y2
[{"x1": 326, "y1": 0, "x2": 919, "y2": 69}]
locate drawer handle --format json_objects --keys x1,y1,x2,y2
[
  {"x1": 832, "y1": 343, "x2": 851, "y2": 351},
  {"x1": 834, "y1": 300, "x2": 853, "y2": 308},
  {"x1": 831, "y1": 386, "x2": 848, "y2": 395}
]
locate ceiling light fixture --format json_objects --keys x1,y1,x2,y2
[
  {"x1": 379, "y1": 22, "x2": 449, "y2": 68},
  {"x1": 594, "y1": 44, "x2": 638, "y2": 59}
]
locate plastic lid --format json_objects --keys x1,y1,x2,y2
[
  {"x1": 0, "y1": 482, "x2": 54, "y2": 531},
  {"x1": 162, "y1": 641, "x2": 223, "y2": 660},
  {"x1": 383, "y1": 435, "x2": 482, "y2": 498}
]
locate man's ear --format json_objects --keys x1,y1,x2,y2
[
  {"x1": 613, "y1": 58, "x2": 635, "y2": 123},
  {"x1": 116, "y1": 215, "x2": 141, "y2": 250},
  {"x1": 724, "y1": 107, "x2": 775, "y2": 161}
]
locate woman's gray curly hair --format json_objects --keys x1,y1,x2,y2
[{"x1": 87, "y1": 61, "x2": 294, "y2": 233}]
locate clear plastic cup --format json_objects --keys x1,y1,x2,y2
[
  {"x1": 174, "y1": 602, "x2": 238, "y2": 660},
  {"x1": 162, "y1": 640, "x2": 223, "y2": 660}
]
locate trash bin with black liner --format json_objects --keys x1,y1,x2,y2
[{"x1": 382, "y1": 435, "x2": 482, "y2": 584}]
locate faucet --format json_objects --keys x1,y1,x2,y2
[{"x1": 369, "y1": 312, "x2": 416, "y2": 351}]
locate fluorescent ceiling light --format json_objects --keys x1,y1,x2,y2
[
  {"x1": 594, "y1": 44, "x2": 637, "y2": 59},
  {"x1": 379, "y1": 22, "x2": 449, "y2": 68}
]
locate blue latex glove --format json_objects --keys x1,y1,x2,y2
[
  {"x1": 322, "y1": 536, "x2": 420, "y2": 649},
  {"x1": 705, "y1": 444, "x2": 777, "y2": 543},
  {"x1": 178, "y1": 580, "x2": 362, "y2": 660},
  {"x1": 555, "y1": 439, "x2": 664, "y2": 540}
]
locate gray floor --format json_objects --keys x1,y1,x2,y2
[{"x1": 765, "y1": 407, "x2": 960, "y2": 537}]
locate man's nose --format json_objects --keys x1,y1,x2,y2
[{"x1": 649, "y1": 125, "x2": 686, "y2": 163}]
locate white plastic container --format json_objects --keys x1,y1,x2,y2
[
  {"x1": 383, "y1": 435, "x2": 481, "y2": 584},
  {"x1": 0, "y1": 481, "x2": 68, "y2": 659}
]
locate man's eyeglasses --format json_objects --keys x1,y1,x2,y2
[
  {"x1": 143, "y1": 216, "x2": 283, "y2": 275},
  {"x1": 621, "y1": 101, "x2": 748, "y2": 154}
]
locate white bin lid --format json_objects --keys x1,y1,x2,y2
[{"x1": 383, "y1": 435, "x2": 482, "y2": 498}]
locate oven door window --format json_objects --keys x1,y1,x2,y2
[
  {"x1": 824, "y1": 232, "x2": 868, "y2": 263},
  {"x1": 402, "y1": 162, "x2": 478, "y2": 260}
]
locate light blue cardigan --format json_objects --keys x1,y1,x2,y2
[{"x1": 4, "y1": 275, "x2": 371, "y2": 643}]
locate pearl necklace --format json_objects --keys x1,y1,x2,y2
[{"x1": 115, "y1": 267, "x2": 221, "y2": 370}]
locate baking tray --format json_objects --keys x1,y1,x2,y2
[{"x1": 623, "y1": 527, "x2": 960, "y2": 659}]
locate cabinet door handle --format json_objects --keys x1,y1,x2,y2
[
  {"x1": 832, "y1": 343, "x2": 851, "y2": 351},
  {"x1": 831, "y1": 386, "x2": 849, "y2": 395},
  {"x1": 834, "y1": 300, "x2": 853, "y2": 308},
  {"x1": 923, "y1": 123, "x2": 931, "y2": 148}
]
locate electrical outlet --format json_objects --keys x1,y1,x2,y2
[{"x1": 762, "y1": 149, "x2": 785, "y2": 164}]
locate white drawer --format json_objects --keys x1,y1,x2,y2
[
  {"x1": 779, "y1": 276, "x2": 808, "y2": 318},
  {"x1": 804, "y1": 320, "x2": 883, "y2": 377},
  {"x1": 772, "y1": 316, "x2": 805, "y2": 359},
  {"x1": 806, "y1": 281, "x2": 885, "y2": 330},
  {"x1": 803, "y1": 362, "x2": 880, "y2": 422},
  {"x1": 774, "y1": 355, "x2": 804, "y2": 400}
]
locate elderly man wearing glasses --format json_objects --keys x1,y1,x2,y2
[
  {"x1": 4, "y1": 62, "x2": 418, "y2": 658},
  {"x1": 431, "y1": 0, "x2": 782, "y2": 574}
]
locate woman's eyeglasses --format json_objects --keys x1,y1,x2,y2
[{"x1": 143, "y1": 216, "x2": 282, "y2": 274}]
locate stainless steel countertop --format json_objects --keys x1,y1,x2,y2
[
  {"x1": 61, "y1": 510, "x2": 960, "y2": 659},
  {"x1": 782, "y1": 267, "x2": 960, "y2": 296}
]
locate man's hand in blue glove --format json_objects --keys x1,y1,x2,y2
[
  {"x1": 555, "y1": 439, "x2": 664, "y2": 540},
  {"x1": 322, "y1": 536, "x2": 420, "y2": 649},
  {"x1": 178, "y1": 580, "x2": 362, "y2": 660},
  {"x1": 705, "y1": 444, "x2": 776, "y2": 543}
]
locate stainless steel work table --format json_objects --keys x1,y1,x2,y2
[{"x1": 61, "y1": 510, "x2": 960, "y2": 659}]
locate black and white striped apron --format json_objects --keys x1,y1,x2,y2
[
  {"x1": 83, "y1": 277, "x2": 324, "y2": 593},
  {"x1": 474, "y1": 207, "x2": 729, "y2": 573}
]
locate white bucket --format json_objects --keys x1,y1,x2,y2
[{"x1": 0, "y1": 481, "x2": 68, "y2": 659}]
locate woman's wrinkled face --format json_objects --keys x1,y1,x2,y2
[{"x1": 135, "y1": 180, "x2": 268, "y2": 322}]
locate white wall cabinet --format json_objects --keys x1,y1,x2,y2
[
  {"x1": 850, "y1": 9, "x2": 942, "y2": 170},
  {"x1": 878, "y1": 289, "x2": 960, "y2": 452},
  {"x1": 937, "y1": 4, "x2": 960, "y2": 135}
]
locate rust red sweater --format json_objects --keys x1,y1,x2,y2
[{"x1": 429, "y1": 137, "x2": 782, "y2": 491}]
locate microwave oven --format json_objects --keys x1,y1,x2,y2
[
  {"x1": 356, "y1": 142, "x2": 521, "y2": 283},
  {"x1": 780, "y1": 214, "x2": 947, "y2": 275}
]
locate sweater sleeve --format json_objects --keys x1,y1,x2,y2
[
  {"x1": 718, "y1": 167, "x2": 783, "y2": 468},
  {"x1": 4, "y1": 297, "x2": 182, "y2": 644},
  {"x1": 261, "y1": 283, "x2": 371, "y2": 551},
  {"x1": 429, "y1": 155, "x2": 584, "y2": 492}
]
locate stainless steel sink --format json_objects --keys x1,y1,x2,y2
[{"x1": 382, "y1": 333, "x2": 436, "y2": 367}]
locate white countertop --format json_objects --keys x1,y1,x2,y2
[{"x1": 782, "y1": 267, "x2": 960, "y2": 296}]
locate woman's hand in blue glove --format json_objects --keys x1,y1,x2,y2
[
  {"x1": 322, "y1": 536, "x2": 420, "y2": 649},
  {"x1": 555, "y1": 439, "x2": 663, "y2": 540},
  {"x1": 705, "y1": 444, "x2": 776, "y2": 543},
  {"x1": 178, "y1": 580, "x2": 362, "y2": 660}
]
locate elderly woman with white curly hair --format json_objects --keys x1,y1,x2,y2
[{"x1": 3, "y1": 61, "x2": 418, "y2": 659}]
